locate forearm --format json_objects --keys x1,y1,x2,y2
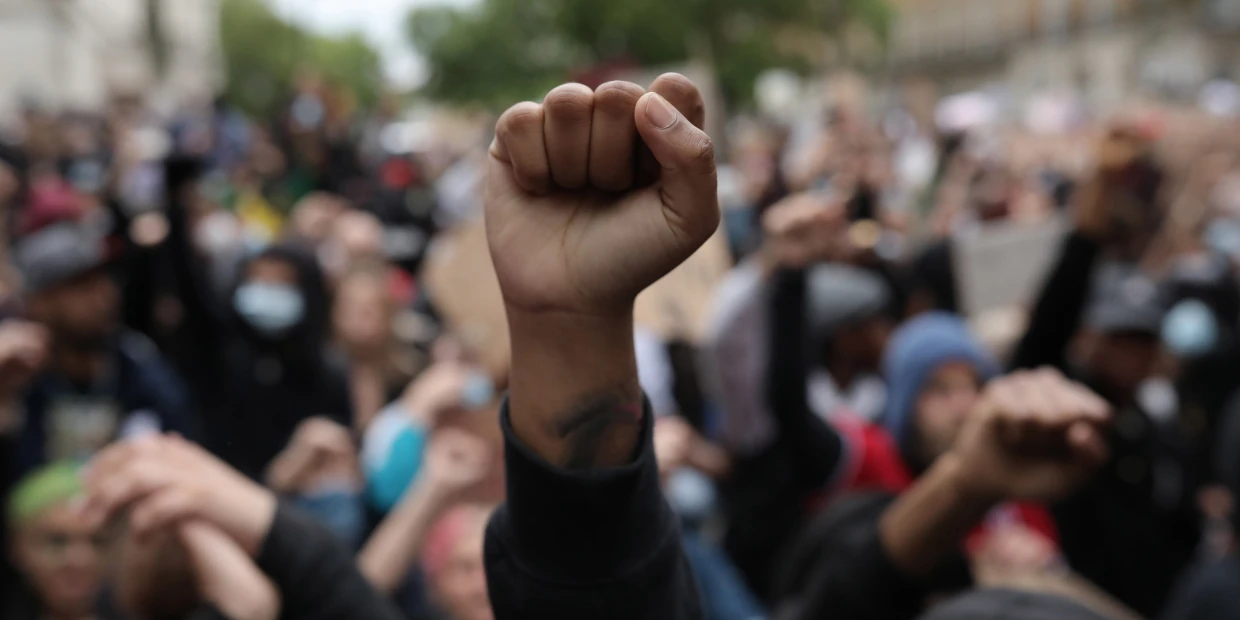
[
  {"x1": 878, "y1": 455, "x2": 995, "y2": 577},
  {"x1": 1010, "y1": 231, "x2": 1100, "y2": 371},
  {"x1": 506, "y1": 307, "x2": 642, "y2": 469},
  {"x1": 357, "y1": 479, "x2": 451, "y2": 593}
]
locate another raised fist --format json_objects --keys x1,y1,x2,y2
[
  {"x1": 951, "y1": 368, "x2": 1111, "y2": 503},
  {"x1": 486, "y1": 74, "x2": 720, "y2": 317}
]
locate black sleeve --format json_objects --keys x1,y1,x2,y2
[
  {"x1": 161, "y1": 157, "x2": 229, "y2": 382},
  {"x1": 255, "y1": 504, "x2": 404, "y2": 620},
  {"x1": 773, "y1": 496, "x2": 965, "y2": 620},
  {"x1": 767, "y1": 268, "x2": 845, "y2": 490},
  {"x1": 484, "y1": 400, "x2": 703, "y2": 620},
  {"x1": 1009, "y1": 232, "x2": 1101, "y2": 372}
]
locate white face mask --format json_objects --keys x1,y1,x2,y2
[{"x1": 234, "y1": 282, "x2": 305, "y2": 336}]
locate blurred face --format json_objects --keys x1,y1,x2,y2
[
  {"x1": 245, "y1": 256, "x2": 300, "y2": 287},
  {"x1": 1091, "y1": 332, "x2": 1159, "y2": 401},
  {"x1": 434, "y1": 514, "x2": 493, "y2": 620},
  {"x1": 12, "y1": 501, "x2": 106, "y2": 617},
  {"x1": 31, "y1": 270, "x2": 118, "y2": 350},
  {"x1": 913, "y1": 361, "x2": 981, "y2": 464},
  {"x1": 334, "y1": 274, "x2": 390, "y2": 352}
]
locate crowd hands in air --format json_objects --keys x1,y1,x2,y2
[{"x1": 4, "y1": 71, "x2": 1240, "y2": 620}]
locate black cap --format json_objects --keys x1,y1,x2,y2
[
  {"x1": 1084, "y1": 262, "x2": 1165, "y2": 336},
  {"x1": 806, "y1": 264, "x2": 890, "y2": 341},
  {"x1": 16, "y1": 223, "x2": 107, "y2": 295}
]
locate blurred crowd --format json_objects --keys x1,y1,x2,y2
[{"x1": 4, "y1": 69, "x2": 1240, "y2": 620}]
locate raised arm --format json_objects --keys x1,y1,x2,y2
[
  {"x1": 357, "y1": 429, "x2": 490, "y2": 593},
  {"x1": 781, "y1": 370, "x2": 1112, "y2": 620},
  {"x1": 482, "y1": 74, "x2": 717, "y2": 619}
]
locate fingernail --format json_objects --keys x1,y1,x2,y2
[{"x1": 646, "y1": 94, "x2": 678, "y2": 130}]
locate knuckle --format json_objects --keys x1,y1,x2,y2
[
  {"x1": 594, "y1": 81, "x2": 644, "y2": 115},
  {"x1": 543, "y1": 84, "x2": 594, "y2": 119},
  {"x1": 497, "y1": 102, "x2": 543, "y2": 136},
  {"x1": 685, "y1": 134, "x2": 716, "y2": 169}
]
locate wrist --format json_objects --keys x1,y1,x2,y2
[
  {"x1": 231, "y1": 485, "x2": 279, "y2": 557},
  {"x1": 938, "y1": 452, "x2": 1005, "y2": 508},
  {"x1": 505, "y1": 306, "x2": 643, "y2": 468}
]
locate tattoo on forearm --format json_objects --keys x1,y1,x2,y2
[{"x1": 553, "y1": 392, "x2": 643, "y2": 470}]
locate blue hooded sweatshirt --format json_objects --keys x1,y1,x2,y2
[{"x1": 881, "y1": 312, "x2": 998, "y2": 453}]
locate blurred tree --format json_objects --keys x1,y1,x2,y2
[
  {"x1": 407, "y1": 0, "x2": 892, "y2": 109},
  {"x1": 220, "y1": 0, "x2": 384, "y2": 116}
]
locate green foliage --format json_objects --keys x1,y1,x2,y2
[
  {"x1": 220, "y1": 0, "x2": 384, "y2": 116},
  {"x1": 407, "y1": 0, "x2": 891, "y2": 109}
]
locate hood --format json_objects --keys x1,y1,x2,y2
[
  {"x1": 231, "y1": 242, "x2": 332, "y2": 368},
  {"x1": 881, "y1": 312, "x2": 997, "y2": 446}
]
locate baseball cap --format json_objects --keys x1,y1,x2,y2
[
  {"x1": 1083, "y1": 262, "x2": 1166, "y2": 336},
  {"x1": 806, "y1": 264, "x2": 891, "y2": 341},
  {"x1": 16, "y1": 222, "x2": 108, "y2": 295}
]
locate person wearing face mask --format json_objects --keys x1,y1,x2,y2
[
  {"x1": 161, "y1": 156, "x2": 353, "y2": 483},
  {"x1": 1159, "y1": 255, "x2": 1240, "y2": 491}
]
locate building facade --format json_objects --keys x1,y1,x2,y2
[
  {"x1": 888, "y1": 0, "x2": 1240, "y2": 111},
  {"x1": 0, "y1": 0, "x2": 222, "y2": 120}
]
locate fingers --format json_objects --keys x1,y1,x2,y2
[
  {"x1": 1068, "y1": 421, "x2": 1109, "y2": 466},
  {"x1": 637, "y1": 73, "x2": 708, "y2": 185},
  {"x1": 988, "y1": 369, "x2": 1111, "y2": 453},
  {"x1": 589, "y1": 81, "x2": 644, "y2": 192},
  {"x1": 493, "y1": 102, "x2": 551, "y2": 194},
  {"x1": 634, "y1": 91, "x2": 719, "y2": 242},
  {"x1": 649, "y1": 73, "x2": 707, "y2": 132},
  {"x1": 543, "y1": 84, "x2": 595, "y2": 190},
  {"x1": 129, "y1": 487, "x2": 199, "y2": 540}
]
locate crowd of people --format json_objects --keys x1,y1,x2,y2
[{"x1": 2, "y1": 68, "x2": 1240, "y2": 620}]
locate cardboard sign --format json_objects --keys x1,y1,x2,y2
[
  {"x1": 953, "y1": 216, "x2": 1068, "y2": 317},
  {"x1": 420, "y1": 218, "x2": 511, "y2": 379},
  {"x1": 633, "y1": 226, "x2": 732, "y2": 343}
]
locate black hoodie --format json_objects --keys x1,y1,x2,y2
[{"x1": 163, "y1": 157, "x2": 352, "y2": 480}]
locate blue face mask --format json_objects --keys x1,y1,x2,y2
[
  {"x1": 1206, "y1": 218, "x2": 1240, "y2": 258},
  {"x1": 1162, "y1": 299, "x2": 1218, "y2": 357},
  {"x1": 293, "y1": 488, "x2": 366, "y2": 549},
  {"x1": 234, "y1": 282, "x2": 305, "y2": 336}
]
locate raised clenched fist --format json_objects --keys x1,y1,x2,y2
[
  {"x1": 486, "y1": 74, "x2": 719, "y2": 317},
  {"x1": 951, "y1": 368, "x2": 1111, "y2": 503}
]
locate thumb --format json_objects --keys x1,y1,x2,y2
[{"x1": 635, "y1": 92, "x2": 719, "y2": 242}]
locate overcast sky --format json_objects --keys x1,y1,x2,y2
[{"x1": 269, "y1": 0, "x2": 474, "y2": 89}]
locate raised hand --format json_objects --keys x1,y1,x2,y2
[
  {"x1": 761, "y1": 192, "x2": 848, "y2": 268},
  {"x1": 487, "y1": 75, "x2": 720, "y2": 469},
  {"x1": 421, "y1": 428, "x2": 492, "y2": 500},
  {"x1": 950, "y1": 368, "x2": 1111, "y2": 502},
  {"x1": 83, "y1": 435, "x2": 277, "y2": 555},
  {"x1": 0, "y1": 320, "x2": 48, "y2": 396},
  {"x1": 486, "y1": 74, "x2": 719, "y2": 316}
]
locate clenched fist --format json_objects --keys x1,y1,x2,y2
[
  {"x1": 486, "y1": 74, "x2": 720, "y2": 316},
  {"x1": 951, "y1": 368, "x2": 1111, "y2": 502}
]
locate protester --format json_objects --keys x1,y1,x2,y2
[
  {"x1": 1012, "y1": 135, "x2": 1203, "y2": 615},
  {"x1": 10, "y1": 223, "x2": 198, "y2": 477},
  {"x1": 160, "y1": 157, "x2": 353, "y2": 482},
  {"x1": 83, "y1": 435, "x2": 403, "y2": 620},
  {"x1": 4, "y1": 463, "x2": 106, "y2": 620}
]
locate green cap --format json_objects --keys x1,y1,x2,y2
[{"x1": 7, "y1": 462, "x2": 84, "y2": 527}]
